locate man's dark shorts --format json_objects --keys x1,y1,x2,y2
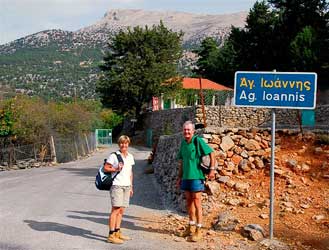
[{"x1": 180, "y1": 179, "x2": 205, "y2": 192}]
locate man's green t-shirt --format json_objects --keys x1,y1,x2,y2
[{"x1": 177, "y1": 135, "x2": 213, "y2": 180}]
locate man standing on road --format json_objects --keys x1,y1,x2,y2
[
  {"x1": 104, "y1": 135, "x2": 135, "y2": 244},
  {"x1": 176, "y1": 121, "x2": 215, "y2": 242}
]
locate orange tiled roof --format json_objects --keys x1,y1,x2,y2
[{"x1": 182, "y1": 77, "x2": 232, "y2": 90}]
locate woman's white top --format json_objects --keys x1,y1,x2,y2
[{"x1": 107, "y1": 150, "x2": 135, "y2": 186}]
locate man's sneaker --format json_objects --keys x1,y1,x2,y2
[
  {"x1": 190, "y1": 227, "x2": 202, "y2": 242},
  {"x1": 115, "y1": 230, "x2": 131, "y2": 240},
  {"x1": 107, "y1": 233, "x2": 124, "y2": 244},
  {"x1": 177, "y1": 224, "x2": 196, "y2": 237}
]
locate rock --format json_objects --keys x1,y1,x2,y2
[
  {"x1": 233, "y1": 146, "x2": 243, "y2": 155},
  {"x1": 220, "y1": 136, "x2": 235, "y2": 152},
  {"x1": 312, "y1": 214, "x2": 326, "y2": 221},
  {"x1": 240, "y1": 150, "x2": 249, "y2": 158},
  {"x1": 205, "y1": 181, "x2": 220, "y2": 196},
  {"x1": 213, "y1": 211, "x2": 239, "y2": 231},
  {"x1": 281, "y1": 201, "x2": 294, "y2": 208},
  {"x1": 241, "y1": 224, "x2": 265, "y2": 241},
  {"x1": 234, "y1": 182, "x2": 250, "y2": 193},
  {"x1": 245, "y1": 139, "x2": 261, "y2": 151},
  {"x1": 216, "y1": 150, "x2": 227, "y2": 159},
  {"x1": 226, "y1": 180, "x2": 236, "y2": 188},
  {"x1": 259, "y1": 239, "x2": 290, "y2": 250},
  {"x1": 238, "y1": 159, "x2": 252, "y2": 172},
  {"x1": 227, "y1": 150, "x2": 234, "y2": 158},
  {"x1": 226, "y1": 198, "x2": 241, "y2": 206},
  {"x1": 225, "y1": 161, "x2": 236, "y2": 171},
  {"x1": 217, "y1": 176, "x2": 230, "y2": 183},
  {"x1": 210, "y1": 135, "x2": 221, "y2": 145},
  {"x1": 300, "y1": 177, "x2": 307, "y2": 185},
  {"x1": 258, "y1": 199, "x2": 270, "y2": 209},
  {"x1": 254, "y1": 157, "x2": 265, "y2": 168},
  {"x1": 274, "y1": 168, "x2": 286, "y2": 176},
  {"x1": 259, "y1": 213, "x2": 269, "y2": 219},
  {"x1": 239, "y1": 137, "x2": 248, "y2": 146},
  {"x1": 231, "y1": 154, "x2": 243, "y2": 165},
  {"x1": 220, "y1": 169, "x2": 233, "y2": 176},
  {"x1": 286, "y1": 159, "x2": 298, "y2": 168},
  {"x1": 314, "y1": 147, "x2": 323, "y2": 154},
  {"x1": 301, "y1": 163, "x2": 310, "y2": 172}
]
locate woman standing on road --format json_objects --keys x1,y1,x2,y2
[{"x1": 103, "y1": 135, "x2": 135, "y2": 244}]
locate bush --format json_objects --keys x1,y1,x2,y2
[{"x1": 0, "y1": 95, "x2": 122, "y2": 144}]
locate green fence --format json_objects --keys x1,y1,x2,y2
[
  {"x1": 95, "y1": 129, "x2": 112, "y2": 146},
  {"x1": 146, "y1": 129, "x2": 153, "y2": 147}
]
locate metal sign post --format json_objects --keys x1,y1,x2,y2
[
  {"x1": 234, "y1": 71, "x2": 317, "y2": 240},
  {"x1": 269, "y1": 108, "x2": 275, "y2": 239}
]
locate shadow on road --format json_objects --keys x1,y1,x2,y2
[
  {"x1": 24, "y1": 219, "x2": 106, "y2": 242},
  {"x1": 66, "y1": 210, "x2": 171, "y2": 235},
  {"x1": 60, "y1": 167, "x2": 96, "y2": 177}
]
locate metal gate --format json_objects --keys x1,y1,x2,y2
[{"x1": 95, "y1": 129, "x2": 112, "y2": 146}]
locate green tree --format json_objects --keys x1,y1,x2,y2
[
  {"x1": 98, "y1": 109, "x2": 123, "y2": 129},
  {"x1": 243, "y1": 1, "x2": 277, "y2": 70},
  {"x1": 96, "y1": 22, "x2": 184, "y2": 118},
  {"x1": 290, "y1": 26, "x2": 318, "y2": 71},
  {"x1": 195, "y1": 0, "x2": 329, "y2": 89},
  {"x1": 269, "y1": 0, "x2": 329, "y2": 88},
  {"x1": 0, "y1": 100, "x2": 16, "y2": 137},
  {"x1": 193, "y1": 37, "x2": 220, "y2": 79}
]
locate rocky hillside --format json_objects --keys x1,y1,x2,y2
[
  {"x1": 152, "y1": 128, "x2": 329, "y2": 250},
  {"x1": 80, "y1": 9, "x2": 247, "y2": 47},
  {"x1": 0, "y1": 9, "x2": 246, "y2": 100}
]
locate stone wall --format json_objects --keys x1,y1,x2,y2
[
  {"x1": 195, "y1": 106, "x2": 270, "y2": 128},
  {"x1": 153, "y1": 127, "x2": 277, "y2": 212},
  {"x1": 143, "y1": 107, "x2": 195, "y2": 144},
  {"x1": 145, "y1": 104, "x2": 329, "y2": 147},
  {"x1": 316, "y1": 105, "x2": 329, "y2": 125},
  {"x1": 152, "y1": 133, "x2": 185, "y2": 211},
  {"x1": 195, "y1": 105, "x2": 329, "y2": 128}
]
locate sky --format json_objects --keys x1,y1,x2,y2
[{"x1": 0, "y1": 0, "x2": 257, "y2": 45}]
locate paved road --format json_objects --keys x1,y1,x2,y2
[{"x1": 0, "y1": 146, "x2": 194, "y2": 250}]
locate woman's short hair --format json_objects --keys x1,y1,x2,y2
[{"x1": 118, "y1": 135, "x2": 131, "y2": 145}]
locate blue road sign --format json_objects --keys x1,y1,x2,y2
[{"x1": 234, "y1": 71, "x2": 317, "y2": 109}]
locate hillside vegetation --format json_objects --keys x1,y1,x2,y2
[{"x1": 0, "y1": 10, "x2": 245, "y2": 100}]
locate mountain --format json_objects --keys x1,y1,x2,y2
[{"x1": 0, "y1": 9, "x2": 247, "y2": 100}]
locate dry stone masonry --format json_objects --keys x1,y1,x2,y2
[
  {"x1": 153, "y1": 127, "x2": 276, "y2": 213},
  {"x1": 145, "y1": 105, "x2": 329, "y2": 145}
]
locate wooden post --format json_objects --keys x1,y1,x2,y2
[
  {"x1": 84, "y1": 133, "x2": 90, "y2": 153},
  {"x1": 33, "y1": 144, "x2": 37, "y2": 160},
  {"x1": 79, "y1": 135, "x2": 86, "y2": 156},
  {"x1": 199, "y1": 77, "x2": 207, "y2": 127},
  {"x1": 49, "y1": 136, "x2": 57, "y2": 164},
  {"x1": 74, "y1": 137, "x2": 79, "y2": 160}
]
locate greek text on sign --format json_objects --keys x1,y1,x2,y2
[{"x1": 234, "y1": 71, "x2": 317, "y2": 109}]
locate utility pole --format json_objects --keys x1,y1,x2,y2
[{"x1": 199, "y1": 77, "x2": 207, "y2": 128}]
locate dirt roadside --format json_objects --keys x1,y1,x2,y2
[{"x1": 145, "y1": 133, "x2": 329, "y2": 250}]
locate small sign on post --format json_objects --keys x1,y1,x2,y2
[{"x1": 234, "y1": 71, "x2": 317, "y2": 240}]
